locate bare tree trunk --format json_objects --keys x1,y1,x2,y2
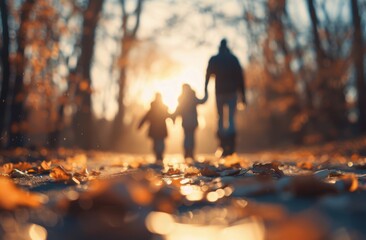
[
  {"x1": 351, "y1": 0, "x2": 366, "y2": 133},
  {"x1": 262, "y1": 0, "x2": 299, "y2": 143},
  {"x1": 307, "y1": 0, "x2": 324, "y2": 63},
  {"x1": 0, "y1": 0, "x2": 10, "y2": 146},
  {"x1": 110, "y1": 0, "x2": 143, "y2": 150},
  {"x1": 72, "y1": 0, "x2": 104, "y2": 150},
  {"x1": 7, "y1": 0, "x2": 35, "y2": 148},
  {"x1": 307, "y1": 0, "x2": 349, "y2": 140}
]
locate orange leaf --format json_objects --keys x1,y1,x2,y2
[
  {"x1": 50, "y1": 166, "x2": 71, "y2": 182},
  {"x1": 0, "y1": 176, "x2": 45, "y2": 210},
  {"x1": 1, "y1": 163, "x2": 14, "y2": 174},
  {"x1": 40, "y1": 160, "x2": 52, "y2": 171},
  {"x1": 13, "y1": 162, "x2": 33, "y2": 171},
  {"x1": 200, "y1": 167, "x2": 220, "y2": 177}
]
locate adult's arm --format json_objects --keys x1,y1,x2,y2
[
  {"x1": 235, "y1": 58, "x2": 246, "y2": 104},
  {"x1": 205, "y1": 57, "x2": 214, "y2": 92},
  {"x1": 239, "y1": 68, "x2": 246, "y2": 104},
  {"x1": 196, "y1": 93, "x2": 208, "y2": 105}
]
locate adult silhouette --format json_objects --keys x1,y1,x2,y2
[{"x1": 204, "y1": 38, "x2": 246, "y2": 156}]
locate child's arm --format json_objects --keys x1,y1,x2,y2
[
  {"x1": 137, "y1": 112, "x2": 149, "y2": 130},
  {"x1": 170, "y1": 107, "x2": 179, "y2": 123}
]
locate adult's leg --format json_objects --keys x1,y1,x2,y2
[
  {"x1": 216, "y1": 95, "x2": 224, "y2": 135},
  {"x1": 227, "y1": 95, "x2": 237, "y2": 134},
  {"x1": 184, "y1": 128, "x2": 195, "y2": 158}
]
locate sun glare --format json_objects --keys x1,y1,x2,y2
[
  {"x1": 127, "y1": 66, "x2": 205, "y2": 113},
  {"x1": 157, "y1": 82, "x2": 181, "y2": 112}
]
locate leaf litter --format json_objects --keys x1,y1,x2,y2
[{"x1": 0, "y1": 140, "x2": 365, "y2": 239}]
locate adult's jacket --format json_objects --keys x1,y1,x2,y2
[{"x1": 206, "y1": 49, "x2": 245, "y2": 97}]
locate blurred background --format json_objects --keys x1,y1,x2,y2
[{"x1": 0, "y1": 0, "x2": 365, "y2": 154}]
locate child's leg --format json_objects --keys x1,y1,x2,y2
[
  {"x1": 153, "y1": 138, "x2": 165, "y2": 161},
  {"x1": 216, "y1": 95, "x2": 225, "y2": 134}
]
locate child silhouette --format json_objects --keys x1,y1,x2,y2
[
  {"x1": 173, "y1": 84, "x2": 207, "y2": 159},
  {"x1": 138, "y1": 93, "x2": 171, "y2": 161}
]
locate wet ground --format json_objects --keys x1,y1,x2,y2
[{"x1": 0, "y1": 138, "x2": 366, "y2": 240}]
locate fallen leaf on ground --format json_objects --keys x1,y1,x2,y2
[
  {"x1": 40, "y1": 160, "x2": 52, "y2": 171},
  {"x1": 13, "y1": 162, "x2": 33, "y2": 171},
  {"x1": 0, "y1": 163, "x2": 14, "y2": 174},
  {"x1": 222, "y1": 154, "x2": 249, "y2": 168},
  {"x1": 296, "y1": 161, "x2": 313, "y2": 170},
  {"x1": 252, "y1": 162, "x2": 284, "y2": 178},
  {"x1": 165, "y1": 168, "x2": 181, "y2": 176},
  {"x1": 335, "y1": 174, "x2": 358, "y2": 192},
  {"x1": 184, "y1": 166, "x2": 200, "y2": 177},
  {"x1": 50, "y1": 166, "x2": 72, "y2": 182},
  {"x1": 200, "y1": 167, "x2": 220, "y2": 177},
  {"x1": 0, "y1": 176, "x2": 46, "y2": 210}
]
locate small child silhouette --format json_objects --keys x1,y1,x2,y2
[
  {"x1": 138, "y1": 93, "x2": 171, "y2": 161},
  {"x1": 173, "y1": 84, "x2": 207, "y2": 159}
]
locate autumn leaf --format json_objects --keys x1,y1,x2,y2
[
  {"x1": 0, "y1": 162, "x2": 34, "y2": 175},
  {"x1": 165, "y1": 168, "x2": 181, "y2": 176},
  {"x1": 0, "y1": 163, "x2": 14, "y2": 175},
  {"x1": 61, "y1": 154, "x2": 87, "y2": 171},
  {"x1": 50, "y1": 166, "x2": 71, "y2": 182},
  {"x1": 184, "y1": 166, "x2": 200, "y2": 177},
  {"x1": 252, "y1": 162, "x2": 284, "y2": 178},
  {"x1": 335, "y1": 174, "x2": 358, "y2": 192},
  {"x1": 200, "y1": 167, "x2": 220, "y2": 177},
  {"x1": 40, "y1": 160, "x2": 52, "y2": 171},
  {"x1": 0, "y1": 176, "x2": 46, "y2": 210},
  {"x1": 13, "y1": 162, "x2": 33, "y2": 171},
  {"x1": 222, "y1": 154, "x2": 249, "y2": 168},
  {"x1": 296, "y1": 161, "x2": 313, "y2": 170}
]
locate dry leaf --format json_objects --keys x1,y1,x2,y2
[
  {"x1": 90, "y1": 170, "x2": 101, "y2": 176},
  {"x1": 13, "y1": 162, "x2": 33, "y2": 171},
  {"x1": 0, "y1": 163, "x2": 14, "y2": 175},
  {"x1": 296, "y1": 161, "x2": 313, "y2": 170},
  {"x1": 184, "y1": 167, "x2": 200, "y2": 177},
  {"x1": 200, "y1": 167, "x2": 220, "y2": 177},
  {"x1": 252, "y1": 162, "x2": 284, "y2": 178},
  {"x1": 50, "y1": 166, "x2": 71, "y2": 182},
  {"x1": 40, "y1": 160, "x2": 52, "y2": 171},
  {"x1": 165, "y1": 168, "x2": 181, "y2": 176},
  {"x1": 61, "y1": 154, "x2": 87, "y2": 171},
  {"x1": 335, "y1": 174, "x2": 358, "y2": 192},
  {"x1": 0, "y1": 176, "x2": 46, "y2": 210}
]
